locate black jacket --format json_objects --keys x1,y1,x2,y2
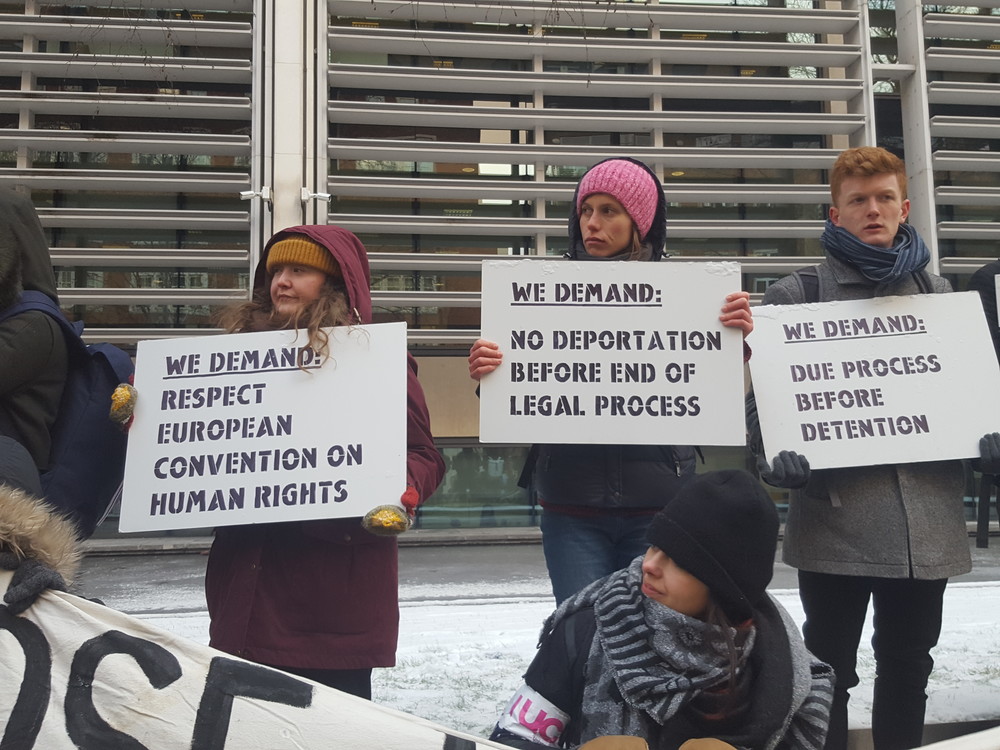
[
  {"x1": 491, "y1": 595, "x2": 833, "y2": 750},
  {"x1": 528, "y1": 443, "x2": 696, "y2": 511},
  {"x1": 524, "y1": 158, "x2": 695, "y2": 512},
  {"x1": 0, "y1": 189, "x2": 68, "y2": 470}
]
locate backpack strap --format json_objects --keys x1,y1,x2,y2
[
  {"x1": 0, "y1": 290, "x2": 62, "y2": 321},
  {"x1": 0, "y1": 291, "x2": 86, "y2": 353},
  {"x1": 792, "y1": 265, "x2": 934, "y2": 300},
  {"x1": 912, "y1": 269, "x2": 935, "y2": 294},
  {"x1": 791, "y1": 266, "x2": 821, "y2": 304}
]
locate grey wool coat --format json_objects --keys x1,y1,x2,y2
[{"x1": 750, "y1": 255, "x2": 972, "y2": 580}]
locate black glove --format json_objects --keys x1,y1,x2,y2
[
  {"x1": 978, "y1": 432, "x2": 1000, "y2": 475},
  {"x1": 0, "y1": 553, "x2": 67, "y2": 615},
  {"x1": 757, "y1": 450, "x2": 810, "y2": 490}
]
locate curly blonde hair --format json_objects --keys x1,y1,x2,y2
[{"x1": 215, "y1": 277, "x2": 353, "y2": 360}]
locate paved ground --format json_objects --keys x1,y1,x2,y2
[
  {"x1": 70, "y1": 532, "x2": 1000, "y2": 749},
  {"x1": 75, "y1": 532, "x2": 1000, "y2": 616}
]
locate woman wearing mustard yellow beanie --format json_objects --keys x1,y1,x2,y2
[{"x1": 207, "y1": 226, "x2": 445, "y2": 699}]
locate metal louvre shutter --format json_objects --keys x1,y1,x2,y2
[
  {"x1": 7, "y1": 1, "x2": 1000, "y2": 348},
  {"x1": 324, "y1": 0, "x2": 876, "y2": 345},
  {"x1": 0, "y1": 2, "x2": 255, "y2": 348},
  {"x1": 921, "y1": 6, "x2": 1000, "y2": 276}
]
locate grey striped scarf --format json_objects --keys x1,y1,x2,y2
[
  {"x1": 539, "y1": 558, "x2": 752, "y2": 745},
  {"x1": 539, "y1": 557, "x2": 834, "y2": 750}
]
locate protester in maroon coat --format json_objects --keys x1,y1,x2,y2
[{"x1": 204, "y1": 225, "x2": 445, "y2": 699}]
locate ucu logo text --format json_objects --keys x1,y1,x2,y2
[{"x1": 509, "y1": 694, "x2": 566, "y2": 744}]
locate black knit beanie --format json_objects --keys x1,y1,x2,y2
[{"x1": 645, "y1": 469, "x2": 779, "y2": 622}]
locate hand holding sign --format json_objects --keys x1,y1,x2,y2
[
  {"x1": 977, "y1": 432, "x2": 1000, "y2": 475},
  {"x1": 756, "y1": 451, "x2": 811, "y2": 490},
  {"x1": 362, "y1": 486, "x2": 420, "y2": 536},
  {"x1": 109, "y1": 381, "x2": 138, "y2": 431},
  {"x1": 469, "y1": 338, "x2": 503, "y2": 381},
  {"x1": 719, "y1": 291, "x2": 754, "y2": 337}
]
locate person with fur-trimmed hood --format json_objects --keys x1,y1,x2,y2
[
  {"x1": 0, "y1": 436, "x2": 80, "y2": 613},
  {"x1": 0, "y1": 189, "x2": 77, "y2": 614}
]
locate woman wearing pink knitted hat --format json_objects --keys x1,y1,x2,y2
[{"x1": 468, "y1": 157, "x2": 753, "y2": 604}]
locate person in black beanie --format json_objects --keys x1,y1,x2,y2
[{"x1": 489, "y1": 469, "x2": 833, "y2": 750}]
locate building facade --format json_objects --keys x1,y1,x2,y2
[{"x1": 2, "y1": 0, "x2": 998, "y2": 530}]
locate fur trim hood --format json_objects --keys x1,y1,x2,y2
[
  {"x1": 0, "y1": 484, "x2": 81, "y2": 585},
  {"x1": 0, "y1": 188, "x2": 59, "y2": 310},
  {"x1": 565, "y1": 157, "x2": 668, "y2": 262},
  {"x1": 252, "y1": 225, "x2": 373, "y2": 323},
  {"x1": 0, "y1": 437, "x2": 80, "y2": 584}
]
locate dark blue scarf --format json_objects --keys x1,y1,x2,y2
[{"x1": 821, "y1": 219, "x2": 930, "y2": 283}]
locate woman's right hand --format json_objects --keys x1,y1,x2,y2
[{"x1": 468, "y1": 338, "x2": 502, "y2": 381}]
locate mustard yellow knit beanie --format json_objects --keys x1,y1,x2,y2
[{"x1": 266, "y1": 236, "x2": 340, "y2": 278}]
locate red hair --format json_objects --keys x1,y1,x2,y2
[{"x1": 830, "y1": 147, "x2": 908, "y2": 204}]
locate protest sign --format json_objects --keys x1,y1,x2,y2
[
  {"x1": 748, "y1": 292, "x2": 1000, "y2": 470},
  {"x1": 478, "y1": 259, "x2": 746, "y2": 445},
  {"x1": 119, "y1": 323, "x2": 406, "y2": 533},
  {"x1": 0, "y1": 572, "x2": 507, "y2": 750}
]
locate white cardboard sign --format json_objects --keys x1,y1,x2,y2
[
  {"x1": 0, "y1": 572, "x2": 507, "y2": 750},
  {"x1": 748, "y1": 292, "x2": 1000, "y2": 470},
  {"x1": 119, "y1": 323, "x2": 406, "y2": 533},
  {"x1": 478, "y1": 259, "x2": 746, "y2": 445}
]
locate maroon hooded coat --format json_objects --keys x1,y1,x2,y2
[{"x1": 204, "y1": 225, "x2": 445, "y2": 670}]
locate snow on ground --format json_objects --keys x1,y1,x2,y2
[{"x1": 137, "y1": 580, "x2": 1000, "y2": 741}]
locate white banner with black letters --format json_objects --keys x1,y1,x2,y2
[
  {"x1": 120, "y1": 323, "x2": 407, "y2": 533},
  {"x1": 0, "y1": 572, "x2": 506, "y2": 749},
  {"x1": 748, "y1": 292, "x2": 1000, "y2": 470},
  {"x1": 478, "y1": 259, "x2": 746, "y2": 445}
]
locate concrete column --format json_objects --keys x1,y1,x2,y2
[
  {"x1": 269, "y1": 0, "x2": 309, "y2": 229},
  {"x1": 895, "y1": 0, "x2": 939, "y2": 271}
]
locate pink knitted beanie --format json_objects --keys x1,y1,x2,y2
[{"x1": 576, "y1": 159, "x2": 660, "y2": 240}]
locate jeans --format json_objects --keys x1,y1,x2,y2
[
  {"x1": 798, "y1": 571, "x2": 947, "y2": 750},
  {"x1": 540, "y1": 508, "x2": 653, "y2": 604}
]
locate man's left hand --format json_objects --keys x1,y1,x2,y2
[{"x1": 978, "y1": 432, "x2": 1000, "y2": 475}]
